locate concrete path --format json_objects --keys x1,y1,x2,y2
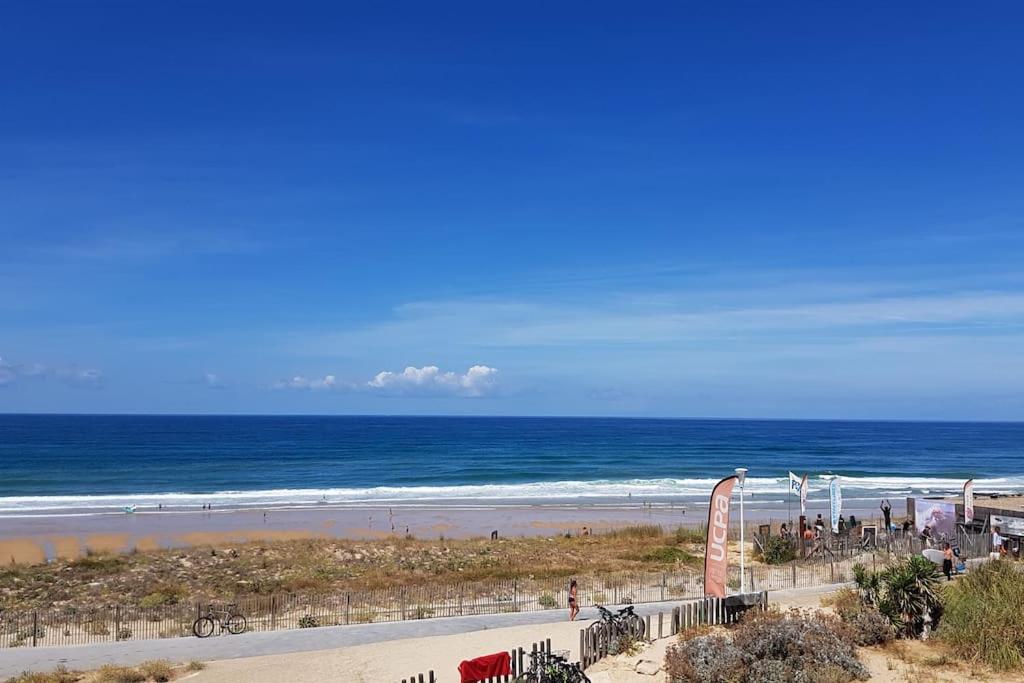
[{"x1": 0, "y1": 584, "x2": 844, "y2": 678}]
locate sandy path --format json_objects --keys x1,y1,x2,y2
[{"x1": 189, "y1": 618, "x2": 589, "y2": 683}]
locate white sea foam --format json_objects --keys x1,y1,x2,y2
[{"x1": 0, "y1": 475, "x2": 1021, "y2": 514}]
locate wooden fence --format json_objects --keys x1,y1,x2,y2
[
  {"x1": 0, "y1": 540, "x2": 938, "y2": 649},
  {"x1": 400, "y1": 638, "x2": 571, "y2": 683},
  {"x1": 399, "y1": 592, "x2": 769, "y2": 683}
]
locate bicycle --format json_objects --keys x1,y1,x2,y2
[
  {"x1": 192, "y1": 603, "x2": 247, "y2": 637},
  {"x1": 588, "y1": 605, "x2": 645, "y2": 655},
  {"x1": 514, "y1": 649, "x2": 590, "y2": 683}
]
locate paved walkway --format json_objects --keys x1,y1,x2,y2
[{"x1": 0, "y1": 584, "x2": 843, "y2": 678}]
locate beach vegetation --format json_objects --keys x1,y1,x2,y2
[
  {"x1": 93, "y1": 665, "x2": 145, "y2": 683},
  {"x1": 755, "y1": 536, "x2": 796, "y2": 565},
  {"x1": 297, "y1": 614, "x2": 319, "y2": 628},
  {"x1": 137, "y1": 661, "x2": 173, "y2": 682},
  {"x1": 665, "y1": 609, "x2": 868, "y2": 682},
  {"x1": 639, "y1": 546, "x2": 698, "y2": 565},
  {"x1": 938, "y1": 560, "x2": 1024, "y2": 671},
  {"x1": 3, "y1": 667, "x2": 81, "y2": 683},
  {"x1": 537, "y1": 592, "x2": 557, "y2": 608},
  {"x1": 607, "y1": 524, "x2": 664, "y2": 539},
  {"x1": 2, "y1": 528, "x2": 718, "y2": 612},
  {"x1": 185, "y1": 661, "x2": 206, "y2": 672},
  {"x1": 852, "y1": 556, "x2": 940, "y2": 639}
]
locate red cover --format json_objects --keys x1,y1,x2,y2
[{"x1": 458, "y1": 651, "x2": 512, "y2": 682}]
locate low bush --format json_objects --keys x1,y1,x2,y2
[
  {"x1": 640, "y1": 546, "x2": 693, "y2": 564},
  {"x1": 3, "y1": 667, "x2": 80, "y2": 683},
  {"x1": 665, "y1": 633, "x2": 747, "y2": 683},
  {"x1": 93, "y1": 665, "x2": 145, "y2": 683},
  {"x1": 538, "y1": 593, "x2": 557, "y2": 608},
  {"x1": 755, "y1": 536, "x2": 796, "y2": 565},
  {"x1": 185, "y1": 661, "x2": 206, "y2": 672},
  {"x1": 664, "y1": 609, "x2": 869, "y2": 683},
  {"x1": 825, "y1": 587, "x2": 895, "y2": 646},
  {"x1": 137, "y1": 660, "x2": 173, "y2": 682},
  {"x1": 939, "y1": 560, "x2": 1024, "y2": 671},
  {"x1": 297, "y1": 614, "x2": 319, "y2": 628}
]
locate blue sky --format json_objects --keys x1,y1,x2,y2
[{"x1": 1, "y1": 3, "x2": 1023, "y2": 419}]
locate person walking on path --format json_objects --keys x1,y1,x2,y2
[
  {"x1": 942, "y1": 543, "x2": 955, "y2": 581},
  {"x1": 568, "y1": 579, "x2": 579, "y2": 621}
]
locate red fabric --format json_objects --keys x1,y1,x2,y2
[{"x1": 458, "y1": 651, "x2": 512, "y2": 682}]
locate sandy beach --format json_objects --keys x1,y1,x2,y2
[{"x1": 0, "y1": 499, "x2": 887, "y2": 564}]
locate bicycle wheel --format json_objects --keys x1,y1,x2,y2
[
  {"x1": 226, "y1": 614, "x2": 247, "y2": 635},
  {"x1": 192, "y1": 616, "x2": 215, "y2": 638}
]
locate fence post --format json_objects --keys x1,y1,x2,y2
[
  {"x1": 513, "y1": 578, "x2": 518, "y2": 611},
  {"x1": 32, "y1": 611, "x2": 38, "y2": 647},
  {"x1": 114, "y1": 605, "x2": 121, "y2": 641},
  {"x1": 660, "y1": 572, "x2": 666, "y2": 601},
  {"x1": 658, "y1": 611, "x2": 663, "y2": 639},
  {"x1": 830, "y1": 559, "x2": 835, "y2": 583},
  {"x1": 792, "y1": 564, "x2": 797, "y2": 587}
]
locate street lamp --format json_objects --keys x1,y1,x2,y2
[{"x1": 735, "y1": 467, "x2": 748, "y2": 594}]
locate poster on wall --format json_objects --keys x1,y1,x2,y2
[
  {"x1": 990, "y1": 515, "x2": 1024, "y2": 537},
  {"x1": 914, "y1": 499, "x2": 956, "y2": 540}
]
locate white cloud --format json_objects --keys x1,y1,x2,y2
[
  {"x1": 367, "y1": 365, "x2": 498, "y2": 397},
  {"x1": 0, "y1": 356, "x2": 102, "y2": 387}
]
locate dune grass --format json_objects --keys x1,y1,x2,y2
[
  {"x1": 0, "y1": 525, "x2": 705, "y2": 611},
  {"x1": 938, "y1": 560, "x2": 1024, "y2": 671}
]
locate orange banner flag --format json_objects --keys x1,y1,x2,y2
[{"x1": 704, "y1": 474, "x2": 738, "y2": 598}]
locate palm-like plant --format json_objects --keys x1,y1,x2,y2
[{"x1": 855, "y1": 556, "x2": 941, "y2": 638}]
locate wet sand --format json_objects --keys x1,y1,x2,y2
[{"x1": 0, "y1": 499, "x2": 885, "y2": 564}]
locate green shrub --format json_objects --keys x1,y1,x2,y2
[
  {"x1": 939, "y1": 560, "x2": 1024, "y2": 671},
  {"x1": 185, "y1": 661, "x2": 206, "y2": 672},
  {"x1": 640, "y1": 546, "x2": 693, "y2": 563},
  {"x1": 115, "y1": 627, "x2": 132, "y2": 641},
  {"x1": 607, "y1": 524, "x2": 664, "y2": 539},
  {"x1": 298, "y1": 614, "x2": 319, "y2": 628},
  {"x1": 137, "y1": 660, "x2": 173, "y2": 682},
  {"x1": 538, "y1": 593, "x2": 557, "y2": 608},
  {"x1": 756, "y1": 536, "x2": 796, "y2": 565},
  {"x1": 852, "y1": 556, "x2": 940, "y2": 638}
]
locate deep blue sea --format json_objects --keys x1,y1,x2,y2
[{"x1": 1, "y1": 415, "x2": 1022, "y2": 513}]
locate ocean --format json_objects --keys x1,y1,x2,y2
[{"x1": 1, "y1": 415, "x2": 1022, "y2": 515}]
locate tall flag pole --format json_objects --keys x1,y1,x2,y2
[
  {"x1": 829, "y1": 476, "x2": 843, "y2": 534},
  {"x1": 964, "y1": 479, "x2": 975, "y2": 524},
  {"x1": 800, "y1": 474, "x2": 808, "y2": 516},
  {"x1": 704, "y1": 474, "x2": 739, "y2": 598},
  {"x1": 788, "y1": 472, "x2": 802, "y2": 524}
]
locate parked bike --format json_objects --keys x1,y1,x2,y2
[
  {"x1": 513, "y1": 649, "x2": 590, "y2": 683},
  {"x1": 587, "y1": 604, "x2": 645, "y2": 655},
  {"x1": 192, "y1": 603, "x2": 247, "y2": 638}
]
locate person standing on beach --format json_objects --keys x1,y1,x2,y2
[
  {"x1": 880, "y1": 499, "x2": 892, "y2": 530},
  {"x1": 568, "y1": 579, "x2": 579, "y2": 621}
]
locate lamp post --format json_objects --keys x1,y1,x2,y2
[{"x1": 736, "y1": 467, "x2": 748, "y2": 594}]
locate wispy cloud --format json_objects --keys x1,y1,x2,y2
[
  {"x1": 272, "y1": 365, "x2": 499, "y2": 397},
  {"x1": 273, "y1": 374, "x2": 342, "y2": 391},
  {"x1": 0, "y1": 356, "x2": 103, "y2": 388},
  {"x1": 12, "y1": 229, "x2": 264, "y2": 264}
]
